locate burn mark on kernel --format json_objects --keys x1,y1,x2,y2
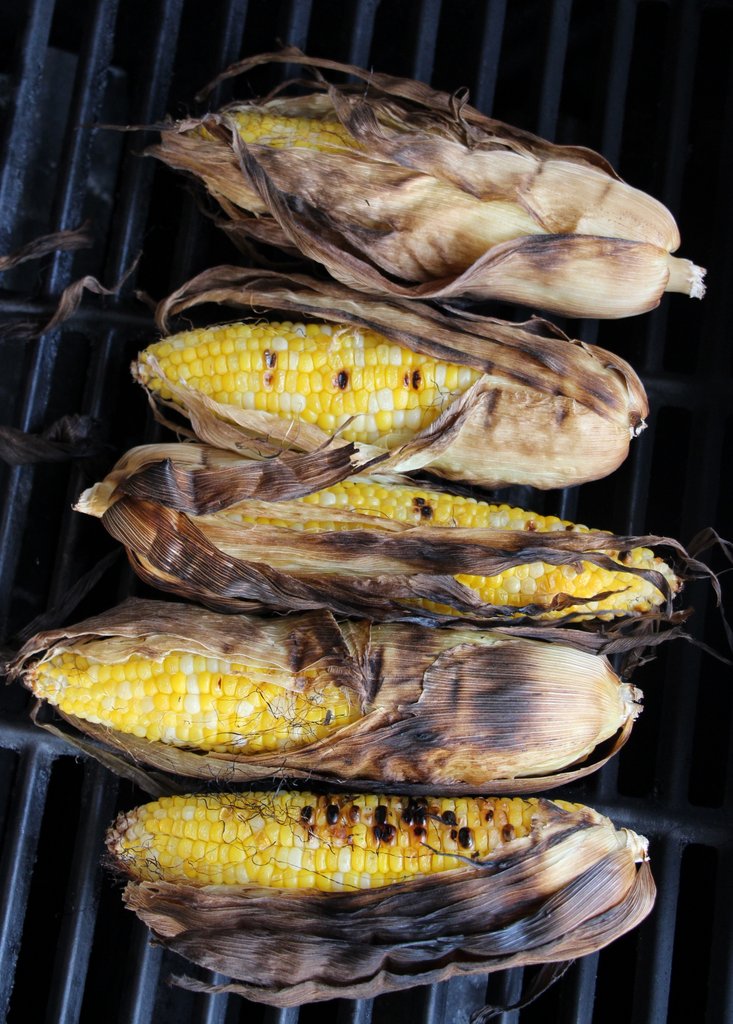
[
  {"x1": 412, "y1": 369, "x2": 422, "y2": 390},
  {"x1": 441, "y1": 811, "x2": 457, "y2": 826},
  {"x1": 502, "y1": 824, "x2": 515, "y2": 842},
  {"x1": 300, "y1": 805, "x2": 313, "y2": 822},
  {"x1": 349, "y1": 805, "x2": 360, "y2": 823},
  {"x1": 413, "y1": 496, "x2": 433, "y2": 520},
  {"x1": 326, "y1": 803, "x2": 340, "y2": 825},
  {"x1": 450, "y1": 829, "x2": 458, "y2": 841},
  {"x1": 373, "y1": 823, "x2": 397, "y2": 843},
  {"x1": 403, "y1": 371, "x2": 410, "y2": 387},
  {"x1": 263, "y1": 371, "x2": 274, "y2": 390},
  {"x1": 526, "y1": 520, "x2": 537, "y2": 531},
  {"x1": 375, "y1": 805, "x2": 388, "y2": 825},
  {"x1": 413, "y1": 825, "x2": 426, "y2": 838},
  {"x1": 458, "y1": 827, "x2": 474, "y2": 849},
  {"x1": 485, "y1": 809, "x2": 494, "y2": 823},
  {"x1": 263, "y1": 349, "x2": 277, "y2": 369},
  {"x1": 335, "y1": 369, "x2": 350, "y2": 390}
]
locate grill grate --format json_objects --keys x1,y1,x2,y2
[{"x1": 0, "y1": 2, "x2": 731, "y2": 1022}]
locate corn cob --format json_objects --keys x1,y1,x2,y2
[
  {"x1": 75, "y1": 443, "x2": 682, "y2": 624},
  {"x1": 14, "y1": 599, "x2": 640, "y2": 790},
  {"x1": 150, "y1": 50, "x2": 705, "y2": 318},
  {"x1": 107, "y1": 788, "x2": 655, "y2": 1005},
  {"x1": 135, "y1": 276, "x2": 649, "y2": 492},
  {"x1": 108, "y1": 791, "x2": 568, "y2": 890}
]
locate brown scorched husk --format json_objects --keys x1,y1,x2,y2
[
  {"x1": 134, "y1": 267, "x2": 649, "y2": 491},
  {"x1": 11, "y1": 597, "x2": 641, "y2": 792},
  {"x1": 149, "y1": 48, "x2": 704, "y2": 319}
]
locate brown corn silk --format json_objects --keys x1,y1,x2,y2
[
  {"x1": 107, "y1": 792, "x2": 655, "y2": 1006},
  {"x1": 135, "y1": 268, "x2": 649, "y2": 491},
  {"x1": 11, "y1": 598, "x2": 641, "y2": 792},
  {"x1": 149, "y1": 48, "x2": 704, "y2": 318},
  {"x1": 73, "y1": 442, "x2": 690, "y2": 629}
]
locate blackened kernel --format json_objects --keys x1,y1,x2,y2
[
  {"x1": 413, "y1": 496, "x2": 425, "y2": 507},
  {"x1": 402, "y1": 809, "x2": 414, "y2": 826},
  {"x1": 565, "y1": 524, "x2": 575, "y2": 531},
  {"x1": 441, "y1": 810, "x2": 457, "y2": 826},
  {"x1": 502, "y1": 824, "x2": 515, "y2": 842},
  {"x1": 485, "y1": 809, "x2": 494, "y2": 823},
  {"x1": 300, "y1": 805, "x2": 313, "y2": 822},
  {"x1": 412, "y1": 369, "x2": 422, "y2": 389},
  {"x1": 263, "y1": 371, "x2": 274, "y2": 389},
  {"x1": 263, "y1": 349, "x2": 277, "y2": 368},
  {"x1": 420, "y1": 504, "x2": 433, "y2": 519},
  {"x1": 458, "y1": 827, "x2": 473, "y2": 849},
  {"x1": 335, "y1": 369, "x2": 349, "y2": 390},
  {"x1": 326, "y1": 803, "x2": 340, "y2": 825},
  {"x1": 413, "y1": 825, "x2": 426, "y2": 838},
  {"x1": 349, "y1": 805, "x2": 360, "y2": 823},
  {"x1": 379, "y1": 823, "x2": 396, "y2": 843},
  {"x1": 526, "y1": 520, "x2": 537, "y2": 531},
  {"x1": 375, "y1": 805, "x2": 388, "y2": 825},
  {"x1": 450, "y1": 829, "x2": 458, "y2": 841},
  {"x1": 403, "y1": 371, "x2": 410, "y2": 387},
  {"x1": 413, "y1": 807, "x2": 427, "y2": 825}
]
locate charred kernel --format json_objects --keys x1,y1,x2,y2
[
  {"x1": 402, "y1": 371, "x2": 410, "y2": 387},
  {"x1": 402, "y1": 809, "x2": 414, "y2": 826},
  {"x1": 263, "y1": 371, "x2": 274, "y2": 389},
  {"x1": 335, "y1": 370, "x2": 349, "y2": 390},
  {"x1": 375, "y1": 804, "x2": 388, "y2": 825},
  {"x1": 263, "y1": 349, "x2": 277, "y2": 368},
  {"x1": 485, "y1": 809, "x2": 494, "y2": 823},
  {"x1": 413, "y1": 497, "x2": 425, "y2": 507},
  {"x1": 458, "y1": 827, "x2": 474, "y2": 849},
  {"x1": 413, "y1": 807, "x2": 427, "y2": 826},
  {"x1": 300, "y1": 805, "x2": 313, "y2": 822},
  {"x1": 326, "y1": 803, "x2": 340, "y2": 825},
  {"x1": 502, "y1": 824, "x2": 515, "y2": 842},
  {"x1": 349, "y1": 805, "x2": 360, "y2": 823},
  {"x1": 412, "y1": 369, "x2": 422, "y2": 389},
  {"x1": 378, "y1": 823, "x2": 396, "y2": 844},
  {"x1": 420, "y1": 504, "x2": 433, "y2": 520},
  {"x1": 450, "y1": 829, "x2": 458, "y2": 841},
  {"x1": 526, "y1": 520, "x2": 537, "y2": 531},
  {"x1": 413, "y1": 825, "x2": 426, "y2": 838}
]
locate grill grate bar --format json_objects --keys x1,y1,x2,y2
[
  {"x1": 409, "y1": 0, "x2": 442, "y2": 83},
  {"x1": 0, "y1": 747, "x2": 53, "y2": 1020},
  {"x1": 629, "y1": 837, "x2": 680, "y2": 1024},
  {"x1": 0, "y1": 0, "x2": 56, "y2": 253},
  {"x1": 192, "y1": 973, "x2": 231, "y2": 1024},
  {"x1": 43, "y1": 762, "x2": 119, "y2": 1024},
  {"x1": 336, "y1": 996, "x2": 374, "y2": 1023},
  {"x1": 472, "y1": 0, "x2": 507, "y2": 116},
  {"x1": 536, "y1": 0, "x2": 573, "y2": 139},
  {"x1": 347, "y1": 0, "x2": 380, "y2": 68},
  {"x1": 119, "y1": 920, "x2": 164, "y2": 1024},
  {"x1": 707, "y1": 848, "x2": 733, "y2": 1024},
  {"x1": 562, "y1": 954, "x2": 600, "y2": 1023},
  {"x1": 600, "y1": 0, "x2": 636, "y2": 165},
  {"x1": 263, "y1": 1006, "x2": 301, "y2": 1024}
]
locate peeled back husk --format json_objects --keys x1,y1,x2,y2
[
  {"x1": 106, "y1": 791, "x2": 655, "y2": 1007},
  {"x1": 149, "y1": 48, "x2": 705, "y2": 319},
  {"x1": 73, "y1": 442, "x2": 696, "y2": 635},
  {"x1": 11, "y1": 597, "x2": 641, "y2": 793},
  {"x1": 135, "y1": 267, "x2": 649, "y2": 491}
]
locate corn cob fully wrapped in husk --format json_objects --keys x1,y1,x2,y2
[
  {"x1": 134, "y1": 268, "x2": 649, "y2": 491},
  {"x1": 149, "y1": 48, "x2": 704, "y2": 319},
  {"x1": 74, "y1": 441, "x2": 689, "y2": 629},
  {"x1": 106, "y1": 790, "x2": 655, "y2": 1006},
  {"x1": 11, "y1": 598, "x2": 641, "y2": 792}
]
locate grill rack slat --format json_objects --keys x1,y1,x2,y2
[{"x1": 0, "y1": 2, "x2": 730, "y2": 1022}]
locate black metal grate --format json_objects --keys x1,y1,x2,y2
[{"x1": 0, "y1": 2, "x2": 731, "y2": 1022}]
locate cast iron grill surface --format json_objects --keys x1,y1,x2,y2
[{"x1": 0, "y1": 1, "x2": 731, "y2": 1022}]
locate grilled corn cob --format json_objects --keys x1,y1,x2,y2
[
  {"x1": 75, "y1": 443, "x2": 681, "y2": 623},
  {"x1": 107, "y1": 789, "x2": 655, "y2": 1006},
  {"x1": 14, "y1": 599, "x2": 640, "y2": 791},
  {"x1": 135, "y1": 272, "x2": 649, "y2": 491},
  {"x1": 151, "y1": 50, "x2": 704, "y2": 318}
]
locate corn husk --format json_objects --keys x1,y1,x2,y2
[
  {"x1": 107, "y1": 793, "x2": 655, "y2": 1006},
  {"x1": 149, "y1": 48, "x2": 705, "y2": 319},
  {"x1": 73, "y1": 442, "x2": 700, "y2": 637},
  {"x1": 135, "y1": 267, "x2": 649, "y2": 491},
  {"x1": 11, "y1": 597, "x2": 641, "y2": 793}
]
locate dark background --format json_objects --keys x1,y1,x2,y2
[{"x1": 0, "y1": 2, "x2": 731, "y2": 1022}]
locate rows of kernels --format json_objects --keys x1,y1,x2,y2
[
  {"x1": 30, "y1": 651, "x2": 360, "y2": 753},
  {"x1": 230, "y1": 111, "x2": 359, "y2": 152},
  {"x1": 137, "y1": 321, "x2": 481, "y2": 447},
  {"x1": 109, "y1": 792, "x2": 551, "y2": 891},
  {"x1": 224, "y1": 478, "x2": 674, "y2": 617}
]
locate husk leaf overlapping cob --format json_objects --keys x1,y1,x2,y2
[
  {"x1": 135, "y1": 268, "x2": 649, "y2": 491},
  {"x1": 149, "y1": 48, "x2": 704, "y2": 318},
  {"x1": 11, "y1": 598, "x2": 641, "y2": 792},
  {"x1": 74, "y1": 442, "x2": 688, "y2": 629},
  {"x1": 106, "y1": 790, "x2": 655, "y2": 1006}
]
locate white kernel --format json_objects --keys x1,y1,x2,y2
[
  {"x1": 272, "y1": 336, "x2": 288, "y2": 351},
  {"x1": 183, "y1": 693, "x2": 201, "y2": 714},
  {"x1": 279, "y1": 392, "x2": 291, "y2": 413},
  {"x1": 376, "y1": 388, "x2": 394, "y2": 411},
  {"x1": 504, "y1": 576, "x2": 521, "y2": 595},
  {"x1": 405, "y1": 408, "x2": 423, "y2": 428},
  {"x1": 433, "y1": 365, "x2": 446, "y2": 387},
  {"x1": 291, "y1": 394, "x2": 306, "y2": 413},
  {"x1": 318, "y1": 490, "x2": 337, "y2": 506},
  {"x1": 179, "y1": 655, "x2": 194, "y2": 675},
  {"x1": 389, "y1": 346, "x2": 403, "y2": 366},
  {"x1": 338, "y1": 847, "x2": 352, "y2": 871}
]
